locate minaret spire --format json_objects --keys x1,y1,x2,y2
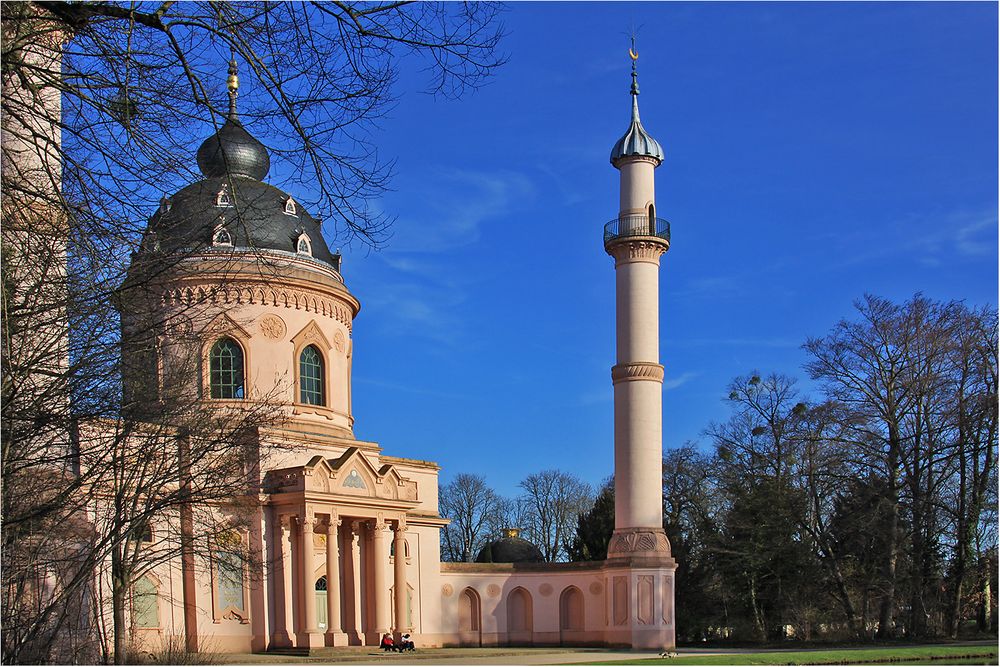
[
  {"x1": 611, "y1": 38, "x2": 663, "y2": 165},
  {"x1": 601, "y1": 32, "x2": 676, "y2": 650},
  {"x1": 226, "y1": 48, "x2": 239, "y2": 121}
]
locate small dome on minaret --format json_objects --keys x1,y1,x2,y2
[
  {"x1": 610, "y1": 45, "x2": 664, "y2": 166},
  {"x1": 196, "y1": 54, "x2": 271, "y2": 180}
]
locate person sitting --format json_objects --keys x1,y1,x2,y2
[
  {"x1": 400, "y1": 634, "x2": 415, "y2": 651},
  {"x1": 380, "y1": 633, "x2": 395, "y2": 651}
]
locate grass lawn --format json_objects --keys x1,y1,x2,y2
[{"x1": 577, "y1": 644, "x2": 998, "y2": 665}]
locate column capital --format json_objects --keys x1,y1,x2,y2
[
  {"x1": 319, "y1": 512, "x2": 342, "y2": 534},
  {"x1": 300, "y1": 513, "x2": 316, "y2": 532},
  {"x1": 395, "y1": 516, "x2": 407, "y2": 533}
]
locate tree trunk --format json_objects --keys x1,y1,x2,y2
[
  {"x1": 111, "y1": 544, "x2": 127, "y2": 665},
  {"x1": 977, "y1": 550, "x2": 993, "y2": 633},
  {"x1": 877, "y1": 441, "x2": 900, "y2": 640}
]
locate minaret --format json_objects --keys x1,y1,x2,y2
[{"x1": 603, "y1": 42, "x2": 676, "y2": 650}]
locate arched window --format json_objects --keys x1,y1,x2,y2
[
  {"x1": 132, "y1": 576, "x2": 159, "y2": 629},
  {"x1": 390, "y1": 540, "x2": 411, "y2": 559},
  {"x1": 299, "y1": 345, "x2": 324, "y2": 405},
  {"x1": 209, "y1": 338, "x2": 245, "y2": 399},
  {"x1": 284, "y1": 197, "x2": 298, "y2": 216},
  {"x1": 137, "y1": 522, "x2": 153, "y2": 543},
  {"x1": 648, "y1": 204, "x2": 656, "y2": 234},
  {"x1": 296, "y1": 233, "x2": 312, "y2": 256},
  {"x1": 216, "y1": 187, "x2": 231, "y2": 207}
]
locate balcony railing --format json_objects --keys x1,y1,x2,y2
[{"x1": 604, "y1": 215, "x2": 671, "y2": 245}]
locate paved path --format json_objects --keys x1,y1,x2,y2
[{"x1": 218, "y1": 640, "x2": 999, "y2": 666}]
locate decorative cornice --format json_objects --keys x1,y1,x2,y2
[
  {"x1": 611, "y1": 362, "x2": 664, "y2": 384},
  {"x1": 160, "y1": 281, "x2": 355, "y2": 331},
  {"x1": 606, "y1": 238, "x2": 668, "y2": 265}
]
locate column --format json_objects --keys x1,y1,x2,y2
[
  {"x1": 348, "y1": 521, "x2": 363, "y2": 643},
  {"x1": 393, "y1": 518, "x2": 408, "y2": 637},
  {"x1": 372, "y1": 519, "x2": 391, "y2": 636},
  {"x1": 299, "y1": 512, "x2": 322, "y2": 648},
  {"x1": 324, "y1": 513, "x2": 346, "y2": 645},
  {"x1": 280, "y1": 515, "x2": 294, "y2": 646}
]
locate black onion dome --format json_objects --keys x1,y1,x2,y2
[
  {"x1": 145, "y1": 177, "x2": 338, "y2": 268},
  {"x1": 196, "y1": 118, "x2": 270, "y2": 180},
  {"x1": 475, "y1": 534, "x2": 544, "y2": 564}
]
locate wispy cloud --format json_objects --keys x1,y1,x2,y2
[
  {"x1": 663, "y1": 371, "x2": 699, "y2": 391},
  {"x1": 387, "y1": 168, "x2": 534, "y2": 254},
  {"x1": 955, "y1": 215, "x2": 996, "y2": 257},
  {"x1": 345, "y1": 168, "x2": 533, "y2": 346},
  {"x1": 821, "y1": 205, "x2": 998, "y2": 270}
]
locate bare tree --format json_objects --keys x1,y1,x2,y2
[
  {"x1": 804, "y1": 294, "x2": 998, "y2": 639},
  {"x1": 439, "y1": 473, "x2": 501, "y2": 563},
  {"x1": 943, "y1": 306, "x2": 998, "y2": 636},
  {"x1": 2, "y1": 3, "x2": 505, "y2": 662},
  {"x1": 518, "y1": 470, "x2": 592, "y2": 563}
]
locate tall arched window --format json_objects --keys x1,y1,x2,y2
[
  {"x1": 648, "y1": 204, "x2": 656, "y2": 234},
  {"x1": 209, "y1": 338, "x2": 245, "y2": 399},
  {"x1": 299, "y1": 345, "x2": 324, "y2": 405},
  {"x1": 132, "y1": 576, "x2": 159, "y2": 629}
]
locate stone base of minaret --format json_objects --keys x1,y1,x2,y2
[{"x1": 603, "y1": 529, "x2": 677, "y2": 650}]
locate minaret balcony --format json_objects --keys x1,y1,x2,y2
[{"x1": 603, "y1": 215, "x2": 671, "y2": 246}]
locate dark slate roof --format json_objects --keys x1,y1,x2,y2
[
  {"x1": 196, "y1": 118, "x2": 270, "y2": 180},
  {"x1": 144, "y1": 176, "x2": 338, "y2": 267},
  {"x1": 475, "y1": 536, "x2": 545, "y2": 564}
]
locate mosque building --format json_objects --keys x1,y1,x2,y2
[{"x1": 54, "y1": 46, "x2": 676, "y2": 653}]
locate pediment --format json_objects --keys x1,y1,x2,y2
[
  {"x1": 290, "y1": 319, "x2": 332, "y2": 352},
  {"x1": 200, "y1": 312, "x2": 251, "y2": 341},
  {"x1": 267, "y1": 448, "x2": 419, "y2": 503}
]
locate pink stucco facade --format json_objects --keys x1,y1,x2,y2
[{"x1": 108, "y1": 54, "x2": 678, "y2": 656}]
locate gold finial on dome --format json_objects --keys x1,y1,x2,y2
[
  {"x1": 226, "y1": 48, "x2": 239, "y2": 119},
  {"x1": 502, "y1": 527, "x2": 520, "y2": 539}
]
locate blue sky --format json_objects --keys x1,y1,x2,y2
[{"x1": 335, "y1": 2, "x2": 998, "y2": 499}]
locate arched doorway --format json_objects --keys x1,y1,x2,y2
[
  {"x1": 315, "y1": 576, "x2": 327, "y2": 630},
  {"x1": 458, "y1": 587, "x2": 482, "y2": 647},
  {"x1": 559, "y1": 586, "x2": 584, "y2": 643},
  {"x1": 505, "y1": 587, "x2": 533, "y2": 645}
]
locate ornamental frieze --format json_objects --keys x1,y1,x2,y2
[
  {"x1": 608, "y1": 239, "x2": 668, "y2": 265},
  {"x1": 611, "y1": 362, "x2": 665, "y2": 384},
  {"x1": 607, "y1": 529, "x2": 672, "y2": 556},
  {"x1": 160, "y1": 284, "x2": 353, "y2": 330}
]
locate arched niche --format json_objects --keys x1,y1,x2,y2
[
  {"x1": 505, "y1": 587, "x2": 533, "y2": 645},
  {"x1": 559, "y1": 585, "x2": 585, "y2": 642}
]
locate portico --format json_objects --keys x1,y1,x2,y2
[{"x1": 265, "y1": 448, "x2": 429, "y2": 649}]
